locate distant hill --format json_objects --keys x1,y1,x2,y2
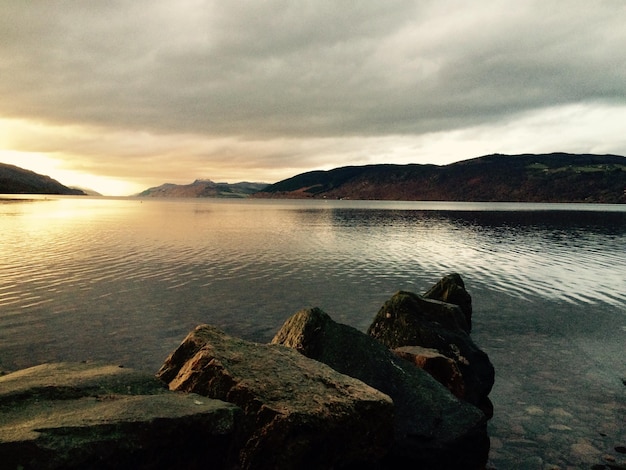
[
  {"x1": 138, "y1": 179, "x2": 268, "y2": 198},
  {"x1": 0, "y1": 163, "x2": 85, "y2": 195},
  {"x1": 71, "y1": 187, "x2": 102, "y2": 196},
  {"x1": 253, "y1": 153, "x2": 626, "y2": 203}
]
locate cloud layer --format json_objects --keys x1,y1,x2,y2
[{"x1": 1, "y1": 0, "x2": 625, "y2": 194}]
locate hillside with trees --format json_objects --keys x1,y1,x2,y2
[
  {"x1": 138, "y1": 179, "x2": 267, "y2": 198},
  {"x1": 0, "y1": 163, "x2": 85, "y2": 195},
  {"x1": 254, "y1": 153, "x2": 626, "y2": 203}
]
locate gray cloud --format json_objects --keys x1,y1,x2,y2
[{"x1": 3, "y1": 0, "x2": 624, "y2": 137}]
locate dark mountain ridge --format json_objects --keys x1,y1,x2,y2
[
  {"x1": 0, "y1": 163, "x2": 85, "y2": 195},
  {"x1": 138, "y1": 179, "x2": 267, "y2": 198},
  {"x1": 254, "y1": 153, "x2": 626, "y2": 203}
]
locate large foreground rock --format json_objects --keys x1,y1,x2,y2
[
  {"x1": 368, "y1": 288, "x2": 495, "y2": 418},
  {"x1": 157, "y1": 324, "x2": 394, "y2": 469},
  {"x1": 0, "y1": 362, "x2": 240, "y2": 470},
  {"x1": 271, "y1": 307, "x2": 489, "y2": 469}
]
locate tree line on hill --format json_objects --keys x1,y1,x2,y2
[{"x1": 254, "y1": 153, "x2": 626, "y2": 203}]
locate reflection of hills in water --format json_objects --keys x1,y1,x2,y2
[
  {"x1": 441, "y1": 209, "x2": 626, "y2": 235},
  {"x1": 291, "y1": 206, "x2": 626, "y2": 306},
  {"x1": 308, "y1": 206, "x2": 626, "y2": 234}
]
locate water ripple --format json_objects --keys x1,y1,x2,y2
[{"x1": 1, "y1": 198, "x2": 625, "y2": 371}]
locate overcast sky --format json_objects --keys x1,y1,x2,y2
[{"x1": 1, "y1": 0, "x2": 625, "y2": 195}]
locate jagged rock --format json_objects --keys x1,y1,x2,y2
[
  {"x1": 271, "y1": 307, "x2": 489, "y2": 469},
  {"x1": 157, "y1": 324, "x2": 394, "y2": 470},
  {"x1": 0, "y1": 362, "x2": 241, "y2": 470},
  {"x1": 368, "y1": 289, "x2": 494, "y2": 418},
  {"x1": 393, "y1": 345, "x2": 466, "y2": 399},
  {"x1": 423, "y1": 272, "x2": 473, "y2": 331}
]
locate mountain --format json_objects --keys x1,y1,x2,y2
[
  {"x1": 0, "y1": 163, "x2": 86, "y2": 195},
  {"x1": 138, "y1": 179, "x2": 268, "y2": 198},
  {"x1": 71, "y1": 187, "x2": 102, "y2": 196},
  {"x1": 253, "y1": 153, "x2": 626, "y2": 203}
]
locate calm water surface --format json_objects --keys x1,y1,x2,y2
[{"x1": 1, "y1": 195, "x2": 625, "y2": 468}]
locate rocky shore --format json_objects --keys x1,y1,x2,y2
[{"x1": 0, "y1": 274, "x2": 494, "y2": 469}]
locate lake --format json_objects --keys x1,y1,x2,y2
[{"x1": 1, "y1": 195, "x2": 625, "y2": 468}]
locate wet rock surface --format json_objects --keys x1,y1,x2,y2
[
  {"x1": 368, "y1": 286, "x2": 495, "y2": 418},
  {"x1": 272, "y1": 307, "x2": 489, "y2": 469},
  {"x1": 157, "y1": 324, "x2": 394, "y2": 469},
  {"x1": 423, "y1": 272, "x2": 473, "y2": 331},
  {"x1": 0, "y1": 362, "x2": 240, "y2": 470},
  {"x1": 393, "y1": 345, "x2": 466, "y2": 399}
]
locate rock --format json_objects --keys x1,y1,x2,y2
[
  {"x1": 271, "y1": 307, "x2": 490, "y2": 469},
  {"x1": 548, "y1": 424, "x2": 573, "y2": 431},
  {"x1": 367, "y1": 289, "x2": 495, "y2": 418},
  {"x1": 393, "y1": 345, "x2": 466, "y2": 399},
  {"x1": 525, "y1": 405, "x2": 545, "y2": 416},
  {"x1": 571, "y1": 438, "x2": 600, "y2": 460},
  {"x1": 423, "y1": 272, "x2": 473, "y2": 331},
  {"x1": 157, "y1": 324, "x2": 394, "y2": 470},
  {"x1": 0, "y1": 362, "x2": 241, "y2": 470},
  {"x1": 515, "y1": 456, "x2": 544, "y2": 469}
]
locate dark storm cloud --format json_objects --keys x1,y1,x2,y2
[{"x1": 2, "y1": 0, "x2": 624, "y2": 138}]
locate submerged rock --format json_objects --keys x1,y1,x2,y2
[
  {"x1": 157, "y1": 324, "x2": 394, "y2": 469},
  {"x1": 368, "y1": 284, "x2": 494, "y2": 418},
  {"x1": 0, "y1": 362, "x2": 241, "y2": 470},
  {"x1": 272, "y1": 307, "x2": 489, "y2": 469}
]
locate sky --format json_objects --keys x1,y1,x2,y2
[{"x1": 1, "y1": 1, "x2": 625, "y2": 196}]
